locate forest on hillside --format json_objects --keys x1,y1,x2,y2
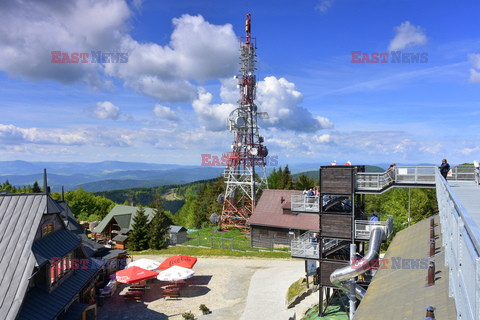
[{"x1": 0, "y1": 165, "x2": 439, "y2": 241}]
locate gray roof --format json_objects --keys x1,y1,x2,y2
[
  {"x1": 0, "y1": 194, "x2": 48, "y2": 320},
  {"x1": 112, "y1": 234, "x2": 129, "y2": 242},
  {"x1": 119, "y1": 227, "x2": 130, "y2": 234},
  {"x1": 32, "y1": 229, "x2": 81, "y2": 267},
  {"x1": 169, "y1": 225, "x2": 187, "y2": 233},
  {"x1": 93, "y1": 205, "x2": 156, "y2": 234},
  {"x1": 44, "y1": 196, "x2": 63, "y2": 215},
  {"x1": 17, "y1": 258, "x2": 103, "y2": 320}
]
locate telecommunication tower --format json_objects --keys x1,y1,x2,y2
[{"x1": 219, "y1": 14, "x2": 269, "y2": 229}]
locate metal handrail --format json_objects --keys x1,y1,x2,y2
[
  {"x1": 436, "y1": 169, "x2": 480, "y2": 320},
  {"x1": 290, "y1": 231, "x2": 342, "y2": 259},
  {"x1": 357, "y1": 166, "x2": 437, "y2": 191},
  {"x1": 291, "y1": 194, "x2": 320, "y2": 212},
  {"x1": 354, "y1": 216, "x2": 393, "y2": 240}
]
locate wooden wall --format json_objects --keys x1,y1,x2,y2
[
  {"x1": 319, "y1": 260, "x2": 349, "y2": 286},
  {"x1": 251, "y1": 225, "x2": 292, "y2": 248},
  {"x1": 320, "y1": 167, "x2": 354, "y2": 195},
  {"x1": 320, "y1": 214, "x2": 352, "y2": 239}
]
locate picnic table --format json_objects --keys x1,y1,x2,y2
[
  {"x1": 123, "y1": 290, "x2": 144, "y2": 301},
  {"x1": 163, "y1": 286, "x2": 180, "y2": 298}
]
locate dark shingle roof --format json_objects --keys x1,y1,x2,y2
[
  {"x1": 0, "y1": 194, "x2": 47, "y2": 320},
  {"x1": 32, "y1": 229, "x2": 81, "y2": 267},
  {"x1": 58, "y1": 302, "x2": 91, "y2": 320},
  {"x1": 248, "y1": 189, "x2": 319, "y2": 230},
  {"x1": 17, "y1": 258, "x2": 103, "y2": 320},
  {"x1": 96, "y1": 249, "x2": 127, "y2": 260}
]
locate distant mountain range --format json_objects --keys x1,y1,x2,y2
[{"x1": 0, "y1": 161, "x2": 223, "y2": 192}]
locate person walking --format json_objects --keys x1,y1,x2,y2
[{"x1": 439, "y1": 158, "x2": 450, "y2": 180}]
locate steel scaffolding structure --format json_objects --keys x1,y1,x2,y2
[{"x1": 220, "y1": 14, "x2": 268, "y2": 229}]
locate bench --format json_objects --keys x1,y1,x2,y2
[{"x1": 163, "y1": 288, "x2": 180, "y2": 297}]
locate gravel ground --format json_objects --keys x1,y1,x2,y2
[{"x1": 97, "y1": 255, "x2": 308, "y2": 320}]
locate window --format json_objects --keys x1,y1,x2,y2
[
  {"x1": 50, "y1": 258, "x2": 61, "y2": 284},
  {"x1": 42, "y1": 223, "x2": 54, "y2": 237},
  {"x1": 50, "y1": 252, "x2": 74, "y2": 285}
]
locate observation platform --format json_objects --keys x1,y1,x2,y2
[{"x1": 353, "y1": 215, "x2": 457, "y2": 319}]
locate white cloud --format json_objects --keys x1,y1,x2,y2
[
  {"x1": 468, "y1": 54, "x2": 480, "y2": 83},
  {"x1": 460, "y1": 147, "x2": 480, "y2": 155},
  {"x1": 0, "y1": 123, "x2": 132, "y2": 147},
  {"x1": 0, "y1": 0, "x2": 130, "y2": 87},
  {"x1": 192, "y1": 77, "x2": 333, "y2": 133},
  {"x1": 219, "y1": 77, "x2": 239, "y2": 104},
  {"x1": 153, "y1": 104, "x2": 179, "y2": 121},
  {"x1": 468, "y1": 53, "x2": 480, "y2": 69},
  {"x1": 105, "y1": 14, "x2": 238, "y2": 102},
  {"x1": 315, "y1": 0, "x2": 335, "y2": 13},
  {"x1": 0, "y1": 2, "x2": 238, "y2": 102},
  {"x1": 256, "y1": 76, "x2": 333, "y2": 132},
  {"x1": 92, "y1": 101, "x2": 120, "y2": 120},
  {"x1": 388, "y1": 21, "x2": 427, "y2": 51},
  {"x1": 192, "y1": 88, "x2": 235, "y2": 131},
  {"x1": 469, "y1": 69, "x2": 480, "y2": 83}
]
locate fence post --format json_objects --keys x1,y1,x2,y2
[
  {"x1": 210, "y1": 235, "x2": 213, "y2": 248},
  {"x1": 231, "y1": 237, "x2": 234, "y2": 251}
]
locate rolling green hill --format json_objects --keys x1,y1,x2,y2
[{"x1": 92, "y1": 178, "x2": 216, "y2": 214}]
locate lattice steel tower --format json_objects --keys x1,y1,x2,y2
[{"x1": 220, "y1": 14, "x2": 269, "y2": 229}]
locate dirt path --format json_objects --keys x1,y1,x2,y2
[{"x1": 97, "y1": 255, "x2": 306, "y2": 320}]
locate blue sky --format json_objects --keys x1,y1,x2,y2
[{"x1": 0, "y1": 0, "x2": 479, "y2": 167}]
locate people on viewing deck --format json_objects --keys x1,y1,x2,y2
[
  {"x1": 439, "y1": 158, "x2": 450, "y2": 180},
  {"x1": 387, "y1": 163, "x2": 396, "y2": 184},
  {"x1": 307, "y1": 188, "x2": 314, "y2": 198},
  {"x1": 370, "y1": 212, "x2": 379, "y2": 222},
  {"x1": 307, "y1": 188, "x2": 315, "y2": 208},
  {"x1": 322, "y1": 194, "x2": 330, "y2": 206}
]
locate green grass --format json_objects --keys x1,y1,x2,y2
[
  {"x1": 182, "y1": 227, "x2": 290, "y2": 253},
  {"x1": 128, "y1": 246, "x2": 291, "y2": 259},
  {"x1": 287, "y1": 277, "x2": 308, "y2": 302},
  {"x1": 128, "y1": 227, "x2": 292, "y2": 258},
  {"x1": 301, "y1": 296, "x2": 349, "y2": 320}
]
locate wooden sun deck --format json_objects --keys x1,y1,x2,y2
[{"x1": 353, "y1": 216, "x2": 457, "y2": 320}]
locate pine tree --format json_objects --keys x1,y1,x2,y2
[
  {"x1": 32, "y1": 181, "x2": 41, "y2": 193},
  {"x1": 295, "y1": 173, "x2": 314, "y2": 191},
  {"x1": 148, "y1": 197, "x2": 172, "y2": 250},
  {"x1": 1, "y1": 180, "x2": 15, "y2": 192},
  {"x1": 128, "y1": 206, "x2": 150, "y2": 251},
  {"x1": 190, "y1": 184, "x2": 209, "y2": 228},
  {"x1": 268, "y1": 168, "x2": 282, "y2": 189},
  {"x1": 280, "y1": 165, "x2": 294, "y2": 190}
]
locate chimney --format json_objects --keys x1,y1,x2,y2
[
  {"x1": 61, "y1": 186, "x2": 65, "y2": 201},
  {"x1": 43, "y1": 168, "x2": 49, "y2": 195}
]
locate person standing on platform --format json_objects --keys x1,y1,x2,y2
[{"x1": 439, "y1": 158, "x2": 450, "y2": 180}]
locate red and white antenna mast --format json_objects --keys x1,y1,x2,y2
[{"x1": 220, "y1": 14, "x2": 269, "y2": 230}]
